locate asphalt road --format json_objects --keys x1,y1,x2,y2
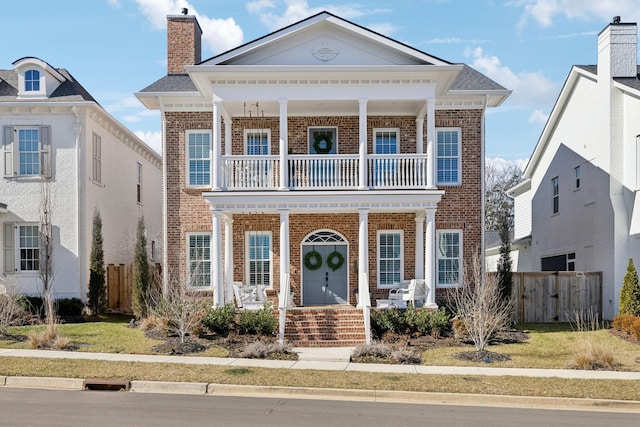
[{"x1": 0, "y1": 388, "x2": 637, "y2": 427}]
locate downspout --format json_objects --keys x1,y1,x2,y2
[
  {"x1": 159, "y1": 98, "x2": 168, "y2": 293},
  {"x1": 480, "y1": 95, "x2": 488, "y2": 275},
  {"x1": 72, "y1": 106, "x2": 86, "y2": 301}
]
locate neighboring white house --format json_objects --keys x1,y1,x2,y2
[
  {"x1": 1, "y1": 57, "x2": 162, "y2": 301},
  {"x1": 510, "y1": 17, "x2": 640, "y2": 319}
]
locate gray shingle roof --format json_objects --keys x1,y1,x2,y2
[
  {"x1": 0, "y1": 67, "x2": 97, "y2": 103},
  {"x1": 139, "y1": 74, "x2": 197, "y2": 93},
  {"x1": 575, "y1": 64, "x2": 640, "y2": 92},
  {"x1": 450, "y1": 64, "x2": 507, "y2": 91}
]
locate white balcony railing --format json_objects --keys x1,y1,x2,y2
[{"x1": 222, "y1": 153, "x2": 428, "y2": 191}]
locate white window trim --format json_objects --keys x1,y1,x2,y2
[
  {"x1": 436, "y1": 127, "x2": 461, "y2": 186},
  {"x1": 185, "y1": 129, "x2": 212, "y2": 189},
  {"x1": 243, "y1": 129, "x2": 271, "y2": 155},
  {"x1": 245, "y1": 231, "x2": 273, "y2": 289},
  {"x1": 186, "y1": 232, "x2": 212, "y2": 289},
  {"x1": 372, "y1": 128, "x2": 400, "y2": 154},
  {"x1": 308, "y1": 126, "x2": 338, "y2": 154},
  {"x1": 15, "y1": 222, "x2": 41, "y2": 275},
  {"x1": 19, "y1": 68, "x2": 46, "y2": 98},
  {"x1": 377, "y1": 230, "x2": 404, "y2": 288},
  {"x1": 436, "y1": 229, "x2": 463, "y2": 288}
]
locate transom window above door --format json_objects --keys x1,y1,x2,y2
[{"x1": 308, "y1": 127, "x2": 337, "y2": 154}]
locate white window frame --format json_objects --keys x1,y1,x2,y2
[
  {"x1": 136, "y1": 162, "x2": 142, "y2": 204},
  {"x1": 186, "y1": 232, "x2": 212, "y2": 289},
  {"x1": 185, "y1": 130, "x2": 212, "y2": 188},
  {"x1": 377, "y1": 230, "x2": 404, "y2": 288},
  {"x1": 3, "y1": 125, "x2": 51, "y2": 178},
  {"x1": 245, "y1": 231, "x2": 273, "y2": 289},
  {"x1": 372, "y1": 128, "x2": 400, "y2": 154},
  {"x1": 436, "y1": 128, "x2": 461, "y2": 186},
  {"x1": 552, "y1": 176, "x2": 559, "y2": 214},
  {"x1": 436, "y1": 229, "x2": 463, "y2": 288},
  {"x1": 25, "y1": 69, "x2": 41, "y2": 92},
  {"x1": 16, "y1": 223, "x2": 40, "y2": 274},
  {"x1": 244, "y1": 129, "x2": 271, "y2": 155},
  {"x1": 92, "y1": 132, "x2": 102, "y2": 184}
]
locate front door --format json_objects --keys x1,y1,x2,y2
[{"x1": 302, "y1": 240, "x2": 348, "y2": 306}]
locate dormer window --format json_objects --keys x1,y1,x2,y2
[{"x1": 25, "y1": 69, "x2": 40, "y2": 92}]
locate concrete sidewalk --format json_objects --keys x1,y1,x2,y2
[{"x1": 2, "y1": 347, "x2": 640, "y2": 380}]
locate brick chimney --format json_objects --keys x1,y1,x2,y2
[
  {"x1": 597, "y1": 16, "x2": 637, "y2": 80},
  {"x1": 167, "y1": 9, "x2": 202, "y2": 75}
]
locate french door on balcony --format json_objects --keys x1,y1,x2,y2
[{"x1": 308, "y1": 127, "x2": 337, "y2": 187}]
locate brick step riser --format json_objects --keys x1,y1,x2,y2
[{"x1": 283, "y1": 309, "x2": 367, "y2": 347}]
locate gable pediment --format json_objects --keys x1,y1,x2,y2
[{"x1": 204, "y1": 13, "x2": 448, "y2": 67}]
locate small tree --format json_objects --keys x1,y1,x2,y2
[
  {"x1": 496, "y1": 212, "x2": 513, "y2": 303},
  {"x1": 449, "y1": 251, "x2": 512, "y2": 352},
  {"x1": 619, "y1": 258, "x2": 640, "y2": 316},
  {"x1": 87, "y1": 209, "x2": 107, "y2": 315},
  {"x1": 131, "y1": 216, "x2": 150, "y2": 319},
  {"x1": 39, "y1": 178, "x2": 56, "y2": 331},
  {"x1": 0, "y1": 283, "x2": 27, "y2": 337}
]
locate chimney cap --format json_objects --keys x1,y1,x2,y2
[
  {"x1": 181, "y1": 8, "x2": 188, "y2": 15},
  {"x1": 613, "y1": 16, "x2": 621, "y2": 24}
]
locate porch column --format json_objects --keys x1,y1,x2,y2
[
  {"x1": 426, "y1": 98, "x2": 436, "y2": 188},
  {"x1": 279, "y1": 100, "x2": 289, "y2": 190},
  {"x1": 211, "y1": 209, "x2": 224, "y2": 307},
  {"x1": 416, "y1": 117, "x2": 424, "y2": 154},
  {"x1": 357, "y1": 209, "x2": 370, "y2": 308},
  {"x1": 415, "y1": 212, "x2": 425, "y2": 280},
  {"x1": 358, "y1": 99, "x2": 368, "y2": 190},
  {"x1": 424, "y1": 210, "x2": 437, "y2": 308},
  {"x1": 212, "y1": 100, "x2": 222, "y2": 191},
  {"x1": 223, "y1": 214, "x2": 234, "y2": 305},
  {"x1": 279, "y1": 209, "x2": 290, "y2": 300}
]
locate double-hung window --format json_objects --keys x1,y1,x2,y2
[
  {"x1": 2, "y1": 125, "x2": 51, "y2": 178},
  {"x1": 3, "y1": 223, "x2": 40, "y2": 274},
  {"x1": 187, "y1": 233, "x2": 211, "y2": 288},
  {"x1": 186, "y1": 130, "x2": 211, "y2": 187},
  {"x1": 436, "y1": 230, "x2": 462, "y2": 287},
  {"x1": 552, "y1": 176, "x2": 559, "y2": 214},
  {"x1": 244, "y1": 129, "x2": 270, "y2": 155},
  {"x1": 246, "y1": 231, "x2": 271, "y2": 288},
  {"x1": 378, "y1": 231, "x2": 403, "y2": 287},
  {"x1": 436, "y1": 128, "x2": 461, "y2": 185}
]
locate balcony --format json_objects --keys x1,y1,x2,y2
[{"x1": 221, "y1": 153, "x2": 429, "y2": 191}]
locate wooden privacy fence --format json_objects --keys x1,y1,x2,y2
[
  {"x1": 512, "y1": 272, "x2": 602, "y2": 323},
  {"x1": 107, "y1": 263, "x2": 161, "y2": 314}
]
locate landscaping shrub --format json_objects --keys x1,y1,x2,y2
[
  {"x1": 237, "y1": 303, "x2": 276, "y2": 335},
  {"x1": 630, "y1": 317, "x2": 640, "y2": 340},
  {"x1": 22, "y1": 296, "x2": 44, "y2": 317},
  {"x1": 619, "y1": 258, "x2": 640, "y2": 316},
  {"x1": 371, "y1": 308, "x2": 409, "y2": 337},
  {"x1": 56, "y1": 298, "x2": 85, "y2": 316},
  {"x1": 239, "y1": 341, "x2": 293, "y2": 359},
  {"x1": 569, "y1": 341, "x2": 617, "y2": 370},
  {"x1": 203, "y1": 304, "x2": 236, "y2": 335},
  {"x1": 612, "y1": 314, "x2": 637, "y2": 332},
  {"x1": 0, "y1": 287, "x2": 29, "y2": 335},
  {"x1": 352, "y1": 342, "x2": 394, "y2": 359},
  {"x1": 390, "y1": 347, "x2": 421, "y2": 364}
]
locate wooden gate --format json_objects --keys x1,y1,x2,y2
[
  {"x1": 107, "y1": 264, "x2": 132, "y2": 313},
  {"x1": 512, "y1": 272, "x2": 602, "y2": 322}
]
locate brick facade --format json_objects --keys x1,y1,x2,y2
[{"x1": 164, "y1": 110, "x2": 482, "y2": 305}]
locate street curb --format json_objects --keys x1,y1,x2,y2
[
  {"x1": 0, "y1": 376, "x2": 5, "y2": 386},
  {"x1": 3, "y1": 376, "x2": 84, "y2": 390},
  {"x1": 130, "y1": 380, "x2": 208, "y2": 394}
]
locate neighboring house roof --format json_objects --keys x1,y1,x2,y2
[
  {"x1": 485, "y1": 230, "x2": 514, "y2": 251},
  {"x1": 0, "y1": 67, "x2": 98, "y2": 103},
  {"x1": 0, "y1": 202, "x2": 7, "y2": 214},
  {"x1": 139, "y1": 74, "x2": 197, "y2": 93}
]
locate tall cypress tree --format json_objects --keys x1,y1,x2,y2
[
  {"x1": 496, "y1": 213, "x2": 513, "y2": 303},
  {"x1": 131, "y1": 216, "x2": 150, "y2": 319},
  {"x1": 87, "y1": 209, "x2": 107, "y2": 315},
  {"x1": 619, "y1": 258, "x2": 640, "y2": 316}
]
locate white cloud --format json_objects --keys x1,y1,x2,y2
[
  {"x1": 247, "y1": 0, "x2": 276, "y2": 14},
  {"x1": 133, "y1": 0, "x2": 243, "y2": 54},
  {"x1": 135, "y1": 130, "x2": 163, "y2": 155},
  {"x1": 517, "y1": 0, "x2": 640, "y2": 30},
  {"x1": 528, "y1": 109, "x2": 549, "y2": 123},
  {"x1": 368, "y1": 23, "x2": 398, "y2": 36},
  {"x1": 106, "y1": 0, "x2": 121, "y2": 8},
  {"x1": 464, "y1": 46, "x2": 558, "y2": 108}
]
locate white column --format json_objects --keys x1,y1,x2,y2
[
  {"x1": 426, "y1": 98, "x2": 436, "y2": 188},
  {"x1": 212, "y1": 100, "x2": 222, "y2": 191},
  {"x1": 416, "y1": 117, "x2": 424, "y2": 155},
  {"x1": 415, "y1": 212, "x2": 425, "y2": 280},
  {"x1": 279, "y1": 100, "x2": 289, "y2": 190},
  {"x1": 211, "y1": 210, "x2": 224, "y2": 307},
  {"x1": 424, "y1": 210, "x2": 437, "y2": 308},
  {"x1": 358, "y1": 99, "x2": 368, "y2": 190},
  {"x1": 279, "y1": 209, "x2": 290, "y2": 298},
  {"x1": 223, "y1": 214, "x2": 234, "y2": 305},
  {"x1": 224, "y1": 116, "x2": 232, "y2": 155},
  {"x1": 357, "y1": 209, "x2": 370, "y2": 307}
]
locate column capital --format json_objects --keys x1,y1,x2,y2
[
  {"x1": 279, "y1": 99, "x2": 288, "y2": 105},
  {"x1": 415, "y1": 211, "x2": 426, "y2": 221}
]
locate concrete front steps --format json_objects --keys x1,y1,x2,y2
[{"x1": 283, "y1": 306, "x2": 367, "y2": 347}]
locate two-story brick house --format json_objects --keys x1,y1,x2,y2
[
  {"x1": 1, "y1": 57, "x2": 162, "y2": 303},
  {"x1": 137, "y1": 11, "x2": 509, "y2": 345}
]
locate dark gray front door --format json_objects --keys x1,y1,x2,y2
[{"x1": 302, "y1": 245, "x2": 348, "y2": 306}]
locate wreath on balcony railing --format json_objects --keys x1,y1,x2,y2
[
  {"x1": 326, "y1": 250, "x2": 345, "y2": 271},
  {"x1": 304, "y1": 249, "x2": 323, "y2": 270},
  {"x1": 313, "y1": 132, "x2": 333, "y2": 154}
]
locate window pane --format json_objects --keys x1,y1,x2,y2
[
  {"x1": 436, "y1": 130, "x2": 459, "y2": 185},
  {"x1": 378, "y1": 232, "x2": 402, "y2": 286},
  {"x1": 18, "y1": 225, "x2": 40, "y2": 271},
  {"x1": 188, "y1": 132, "x2": 211, "y2": 186},
  {"x1": 247, "y1": 232, "x2": 271, "y2": 287},
  {"x1": 246, "y1": 132, "x2": 269, "y2": 155},
  {"x1": 437, "y1": 232, "x2": 461, "y2": 286},
  {"x1": 18, "y1": 128, "x2": 40, "y2": 175},
  {"x1": 188, "y1": 234, "x2": 211, "y2": 287}
]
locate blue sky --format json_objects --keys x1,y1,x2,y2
[{"x1": 2, "y1": 0, "x2": 640, "y2": 165}]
